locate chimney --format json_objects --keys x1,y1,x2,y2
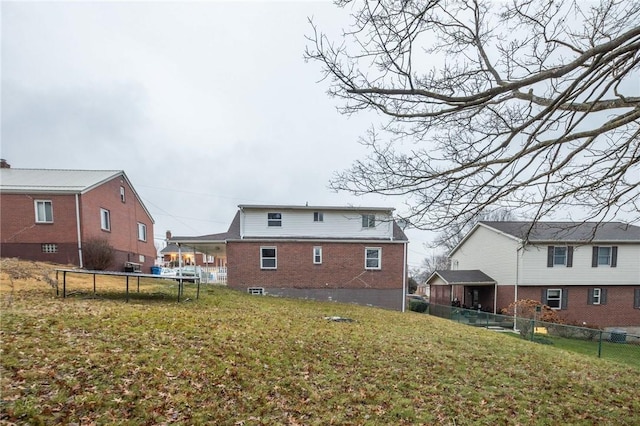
[
  {"x1": 166, "y1": 230, "x2": 172, "y2": 241},
  {"x1": 0, "y1": 159, "x2": 10, "y2": 168}
]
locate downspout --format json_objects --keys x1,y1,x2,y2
[
  {"x1": 75, "y1": 194, "x2": 83, "y2": 268},
  {"x1": 514, "y1": 245, "x2": 522, "y2": 332},
  {"x1": 402, "y1": 241, "x2": 408, "y2": 312}
]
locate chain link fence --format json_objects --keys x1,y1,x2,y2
[{"x1": 423, "y1": 303, "x2": 640, "y2": 368}]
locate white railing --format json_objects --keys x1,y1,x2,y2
[{"x1": 199, "y1": 266, "x2": 227, "y2": 284}]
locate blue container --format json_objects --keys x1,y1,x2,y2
[{"x1": 150, "y1": 266, "x2": 162, "y2": 275}]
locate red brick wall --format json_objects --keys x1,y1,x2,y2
[
  {"x1": 227, "y1": 241, "x2": 405, "y2": 290},
  {"x1": 499, "y1": 285, "x2": 640, "y2": 327},
  {"x1": 1, "y1": 176, "x2": 155, "y2": 272},
  {"x1": 80, "y1": 177, "x2": 156, "y2": 271}
]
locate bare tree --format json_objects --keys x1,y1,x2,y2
[{"x1": 306, "y1": 0, "x2": 640, "y2": 231}]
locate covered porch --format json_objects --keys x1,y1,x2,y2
[{"x1": 426, "y1": 270, "x2": 497, "y2": 313}]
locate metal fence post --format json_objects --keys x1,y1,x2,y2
[{"x1": 598, "y1": 330, "x2": 603, "y2": 358}]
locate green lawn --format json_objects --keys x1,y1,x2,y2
[{"x1": 2, "y1": 272, "x2": 640, "y2": 425}]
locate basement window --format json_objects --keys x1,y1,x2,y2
[
  {"x1": 248, "y1": 287, "x2": 265, "y2": 295},
  {"x1": 41, "y1": 243, "x2": 58, "y2": 253}
]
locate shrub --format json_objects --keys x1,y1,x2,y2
[
  {"x1": 409, "y1": 299, "x2": 428, "y2": 313},
  {"x1": 501, "y1": 299, "x2": 564, "y2": 338},
  {"x1": 83, "y1": 238, "x2": 115, "y2": 270}
]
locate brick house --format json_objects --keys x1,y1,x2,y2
[
  {"x1": 0, "y1": 163, "x2": 156, "y2": 272},
  {"x1": 169, "y1": 204, "x2": 409, "y2": 310},
  {"x1": 428, "y1": 221, "x2": 640, "y2": 329}
]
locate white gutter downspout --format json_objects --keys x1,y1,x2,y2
[
  {"x1": 402, "y1": 241, "x2": 408, "y2": 312},
  {"x1": 514, "y1": 245, "x2": 522, "y2": 332},
  {"x1": 75, "y1": 194, "x2": 83, "y2": 268}
]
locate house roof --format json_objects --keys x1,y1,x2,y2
[
  {"x1": 0, "y1": 168, "x2": 123, "y2": 193},
  {"x1": 0, "y1": 168, "x2": 154, "y2": 223},
  {"x1": 480, "y1": 221, "x2": 640, "y2": 243},
  {"x1": 238, "y1": 204, "x2": 395, "y2": 212},
  {"x1": 427, "y1": 270, "x2": 496, "y2": 285}
]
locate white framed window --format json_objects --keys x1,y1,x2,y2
[
  {"x1": 120, "y1": 186, "x2": 126, "y2": 203},
  {"x1": 313, "y1": 246, "x2": 322, "y2": 264},
  {"x1": 597, "y1": 247, "x2": 611, "y2": 265},
  {"x1": 267, "y1": 212, "x2": 282, "y2": 227},
  {"x1": 553, "y1": 247, "x2": 567, "y2": 266},
  {"x1": 365, "y1": 247, "x2": 381, "y2": 269},
  {"x1": 34, "y1": 200, "x2": 53, "y2": 223},
  {"x1": 248, "y1": 287, "x2": 265, "y2": 295},
  {"x1": 313, "y1": 212, "x2": 324, "y2": 222},
  {"x1": 546, "y1": 289, "x2": 562, "y2": 310},
  {"x1": 41, "y1": 243, "x2": 58, "y2": 253},
  {"x1": 362, "y1": 214, "x2": 376, "y2": 228},
  {"x1": 592, "y1": 246, "x2": 617, "y2": 267},
  {"x1": 260, "y1": 247, "x2": 277, "y2": 269},
  {"x1": 137, "y1": 222, "x2": 147, "y2": 241},
  {"x1": 139, "y1": 255, "x2": 145, "y2": 262},
  {"x1": 592, "y1": 288, "x2": 601, "y2": 305},
  {"x1": 100, "y1": 208, "x2": 111, "y2": 231}
]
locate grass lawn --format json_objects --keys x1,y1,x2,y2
[{"x1": 2, "y1": 259, "x2": 640, "y2": 425}]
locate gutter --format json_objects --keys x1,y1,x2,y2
[{"x1": 75, "y1": 194, "x2": 83, "y2": 268}]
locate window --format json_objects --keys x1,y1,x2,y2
[
  {"x1": 313, "y1": 246, "x2": 322, "y2": 264},
  {"x1": 362, "y1": 214, "x2": 376, "y2": 228},
  {"x1": 100, "y1": 208, "x2": 111, "y2": 231},
  {"x1": 137, "y1": 222, "x2": 147, "y2": 241},
  {"x1": 139, "y1": 255, "x2": 145, "y2": 262},
  {"x1": 546, "y1": 289, "x2": 562, "y2": 309},
  {"x1": 41, "y1": 243, "x2": 58, "y2": 253},
  {"x1": 635, "y1": 289, "x2": 640, "y2": 309},
  {"x1": 547, "y1": 246, "x2": 573, "y2": 267},
  {"x1": 592, "y1": 246, "x2": 618, "y2": 267},
  {"x1": 588, "y1": 288, "x2": 607, "y2": 305},
  {"x1": 365, "y1": 247, "x2": 381, "y2": 269},
  {"x1": 267, "y1": 212, "x2": 282, "y2": 227},
  {"x1": 248, "y1": 287, "x2": 265, "y2": 295},
  {"x1": 35, "y1": 200, "x2": 53, "y2": 223},
  {"x1": 313, "y1": 211, "x2": 324, "y2": 222},
  {"x1": 120, "y1": 186, "x2": 126, "y2": 202},
  {"x1": 260, "y1": 247, "x2": 277, "y2": 269}
]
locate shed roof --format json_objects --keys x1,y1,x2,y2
[{"x1": 427, "y1": 270, "x2": 496, "y2": 285}]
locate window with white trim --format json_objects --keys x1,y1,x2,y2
[
  {"x1": 137, "y1": 222, "x2": 147, "y2": 241},
  {"x1": 313, "y1": 212, "x2": 324, "y2": 222},
  {"x1": 41, "y1": 243, "x2": 58, "y2": 253},
  {"x1": 35, "y1": 200, "x2": 53, "y2": 223},
  {"x1": 120, "y1": 186, "x2": 126, "y2": 203},
  {"x1": 313, "y1": 246, "x2": 322, "y2": 264},
  {"x1": 362, "y1": 214, "x2": 376, "y2": 228},
  {"x1": 260, "y1": 247, "x2": 277, "y2": 269},
  {"x1": 546, "y1": 289, "x2": 562, "y2": 309},
  {"x1": 592, "y1": 288, "x2": 601, "y2": 305},
  {"x1": 100, "y1": 208, "x2": 111, "y2": 231},
  {"x1": 267, "y1": 212, "x2": 282, "y2": 227},
  {"x1": 597, "y1": 247, "x2": 611, "y2": 265},
  {"x1": 553, "y1": 247, "x2": 567, "y2": 266},
  {"x1": 365, "y1": 247, "x2": 381, "y2": 269}
]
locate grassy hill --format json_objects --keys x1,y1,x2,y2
[{"x1": 1, "y1": 259, "x2": 639, "y2": 425}]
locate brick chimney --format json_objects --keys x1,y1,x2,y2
[
  {"x1": 0, "y1": 159, "x2": 10, "y2": 168},
  {"x1": 166, "y1": 230, "x2": 172, "y2": 241}
]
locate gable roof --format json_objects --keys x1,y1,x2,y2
[
  {"x1": 0, "y1": 168, "x2": 123, "y2": 193},
  {"x1": 480, "y1": 221, "x2": 640, "y2": 243},
  {"x1": 426, "y1": 270, "x2": 496, "y2": 285},
  {"x1": 0, "y1": 168, "x2": 154, "y2": 223}
]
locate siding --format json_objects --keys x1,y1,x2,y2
[
  {"x1": 452, "y1": 225, "x2": 520, "y2": 286},
  {"x1": 520, "y1": 243, "x2": 640, "y2": 286},
  {"x1": 240, "y1": 208, "x2": 394, "y2": 239}
]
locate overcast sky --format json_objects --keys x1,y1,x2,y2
[{"x1": 1, "y1": 1, "x2": 439, "y2": 269}]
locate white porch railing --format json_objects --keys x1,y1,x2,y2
[{"x1": 199, "y1": 266, "x2": 227, "y2": 284}]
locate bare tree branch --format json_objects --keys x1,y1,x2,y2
[{"x1": 305, "y1": 0, "x2": 640, "y2": 231}]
